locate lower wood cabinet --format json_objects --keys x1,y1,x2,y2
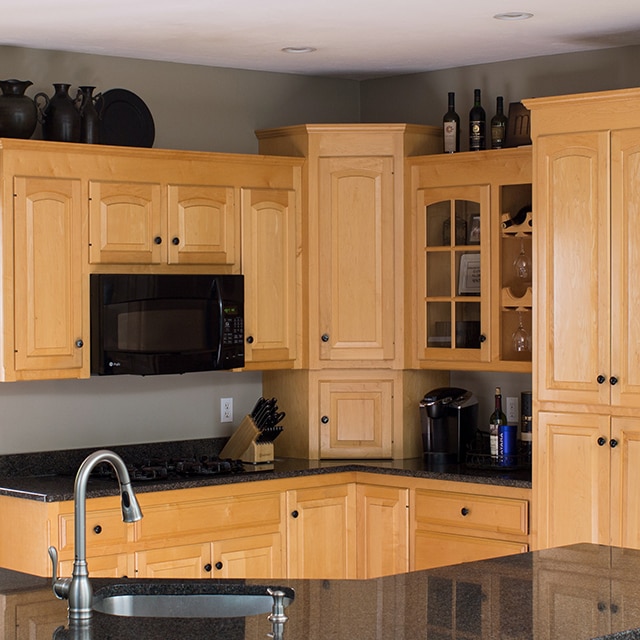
[
  {"x1": 1, "y1": 588, "x2": 68, "y2": 640},
  {"x1": 0, "y1": 471, "x2": 530, "y2": 581}
]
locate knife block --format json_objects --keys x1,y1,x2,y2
[
  {"x1": 219, "y1": 415, "x2": 275, "y2": 464},
  {"x1": 240, "y1": 440, "x2": 275, "y2": 464}
]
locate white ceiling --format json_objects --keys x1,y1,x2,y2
[{"x1": 3, "y1": 1, "x2": 640, "y2": 80}]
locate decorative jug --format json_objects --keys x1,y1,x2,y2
[
  {"x1": 35, "y1": 83, "x2": 81, "y2": 143},
  {"x1": 0, "y1": 79, "x2": 38, "y2": 139},
  {"x1": 76, "y1": 85, "x2": 101, "y2": 144}
]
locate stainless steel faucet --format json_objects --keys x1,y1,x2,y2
[{"x1": 48, "y1": 449, "x2": 143, "y2": 622}]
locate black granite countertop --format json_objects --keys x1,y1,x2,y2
[
  {"x1": 3, "y1": 544, "x2": 640, "y2": 639},
  {"x1": 0, "y1": 438, "x2": 531, "y2": 502}
]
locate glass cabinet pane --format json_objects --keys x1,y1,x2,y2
[
  {"x1": 455, "y1": 301, "x2": 481, "y2": 349},
  {"x1": 427, "y1": 253, "x2": 451, "y2": 297},
  {"x1": 426, "y1": 301, "x2": 451, "y2": 348},
  {"x1": 426, "y1": 201, "x2": 450, "y2": 247}
]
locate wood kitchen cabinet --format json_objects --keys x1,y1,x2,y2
[
  {"x1": 526, "y1": 88, "x2": 640, "y2": 551},
  {"x1": 406, "y1": 148, "x2": 532, "y2": 372},
  {"x1": 1, "y1": 588, "x2": 67, "y2": 640}
]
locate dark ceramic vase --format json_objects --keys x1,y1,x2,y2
[
  {"x1": 77, "y1": 85, "x2": 101, "y2": 144},
  {"x1": 0, "y1": 79, "x2": 38, "y2": 139},
  {"x1": 35, "y1": 83, "x2": 81, "y2": 143}
]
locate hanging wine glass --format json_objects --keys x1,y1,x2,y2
[
  {"x1": 513, "y1": 238, "x2": 531, "y2": 282},
  {"x1": 512, "y1": 311, "x2": 531, "y2": 352}
]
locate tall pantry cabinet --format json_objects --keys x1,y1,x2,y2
[
  {"x1": 526, "y1": 88, "x2": 640, "y2": 551},
  {"x1": 256, "y1": 124, "x2": 447, "y2": 459}
]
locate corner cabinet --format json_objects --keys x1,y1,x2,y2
[
  {"x1": 257, "y1": 124, "x2": 448, "y2": 459},
  {"x1": 0, "y1": 139, "x2": 304, "y2": 380},
  {"x1": 407, "y1": 148, "x2": 532, "y2": 372},
  {"x1": 526, "y1": 88, "x2": 640, "y2": 551}
]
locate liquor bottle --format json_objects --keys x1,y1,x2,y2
[
  {"x1": 491, "y1": 96, "x2": 508, "y2": 149},
  {"x1": 442, "y1": 92, "x2": 460, "y2": 153},
  {"x1": 469, "y1": 89, "x2": 485, "y2": 151},
  {"x1": 488, "y1": 386, "x2": 507, "y2": 460}
]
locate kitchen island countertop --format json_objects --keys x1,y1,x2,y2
[{"x1": 2, "y1": 543, "x2": 640, "y2": 639}]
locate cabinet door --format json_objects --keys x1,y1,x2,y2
[
  {"x1": 13, "y1": 176, "x2": 86, "y2": 378},
  {"x1": 356, "y1": 484, "x2": 408, "y2": 578},
  {"x1": 535, "y1": 411, "x2": 610, "y2": 549},
  {"x1": 212, "y1": 532, "x2": 284, "y2": 579},
  {"x1": 167, "y1": 184, "x2": 237, "y2": 265},
  {"x1": 415, "y1": 185, "x2": 490, "y2": 365},
  {"x1": 318, "y1": 374, "x2": 394, "y2": 458},
  {"x1": 610, "y1": 417, "x2": 640, "y2": 549},
  {"x1": 610, "y1": 129, "x2": 640, "y2": 408},
  {"x1": 535, "y1": 132, "x2": 611, "y2": 406},
  {"x1": 313, "y1": 156, "x2": 396, "y2": 365},
  {"x1": 286, "y1": 483, "x2": 357, "y2": 579},
  {"x1": 9, "y1": 590, "x2": 68, "y2": 640},
  {"x1": 89, "y1": 180, "x2": 163, "y2": 264},
  {"x1": 59, "y1": 553, "x2": 133, "y2": 579},
  {"x1": 135, "y1": 543, "x2": 210, "y2": 579},
  {"x1": 242, "y1": 187, "x2": 299, "y2": 367}
]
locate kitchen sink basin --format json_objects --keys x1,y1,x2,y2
[{"x1": 92, "y1": 583, "x2": 294, "y2": 619}]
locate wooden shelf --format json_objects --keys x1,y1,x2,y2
[{"x1": 501, "y1": 286, "x2": 532, "y2": 309}]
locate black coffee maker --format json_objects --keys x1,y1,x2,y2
[{"x1": 419, "y1": 387, "x2": 478, "y2": 465}]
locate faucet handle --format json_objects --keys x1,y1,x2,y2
[{"x1": 48, "y1": 545, "x2": 70, "y2": 600}]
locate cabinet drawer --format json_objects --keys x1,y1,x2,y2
[
  {"x1": 414, "y1": 489, "x2": 529, "y2": 537},
  {"x1": 58, "y1": 508, "x2": 131, "y2": 555}
]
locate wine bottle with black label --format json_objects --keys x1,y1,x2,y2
[
  {"x1": 491, "y1": 96, "x2": 508, "y2": 149},
  {"x1": 469, "y1": 89, "x2": 486, "y2": 151},
  {"x1": 489, "y1": 386, "x2": 507, "y2": 460},
  {"x1": 443, "y1": 92, "x2": 460, "y2": 153}
]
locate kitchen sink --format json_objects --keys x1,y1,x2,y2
[{"x1": 92, "y1": 583, "x2": 294, "y2": 619}]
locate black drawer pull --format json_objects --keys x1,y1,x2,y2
[
  {"x1": 461, "y1": 507, "x2": 470, "y2": 516},
  {"x1": 93, "y1": 525, "x2": 102, "y2": 534}
]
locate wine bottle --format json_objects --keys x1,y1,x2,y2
[
  {"x1": 491, "y1": 96, "x2": 508, "y2": 149},
  {"x1": 488, "y1": 386, "x2": 507, "y2": 460},
  {"x1": 442, "y1": 92, "x2": 460, "y2": 153},
  {"x1": 469, "y1": 89, "x2": 486, "y2": 151}
]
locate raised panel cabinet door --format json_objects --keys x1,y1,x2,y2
[
  {"x1": 13, "y1": 176, "x2": 86, "y2": 378},
  {"x1": 135, "y1": 543, "x2": 210, "y2": 579},
  {"x1": 535, "y1": 132, "x2": 611, "y2": 406},
  {"x1": 414, "y1": 184, "x2": 491, "y2": 366},
  {"x1": 286, "y1": 483, "x2": 357, "y2": 579},
  {"x1": 610, "y1": 417, "x2": 640, "y2": 549},
  {"x1": 211, "y1": 532, "x2": 284, "y2": 579},
  {"x1": 356, "y1": 484, "x2": 408, "y2": 578},
  {"x1": 241, "y1": 187, "x2": 299, "y2": 367},
  {"x1": 314, "y1": 156, "x2": 396, "y2": 365},
  {"x1": 535, "y1": 411, "x2": 611, "y2": 550},
  {"x1": 167, "y1": 184, "x2": 237, "y2": 265},
  {"x1": 59, "y1": 553, "x2": 133, "y2": 579},
  {"x1": 88, "y1": 180, "x2": 163, "y2": 264},
  {"x1": 11, "y1": 590, "x2": 68, "y2": 640},
  {"x1": 610, "y1": 129, "x2": 640, "y2": 408},
  {"x1": 318, "y1": 376, "x2": 394, "y2": 458}
]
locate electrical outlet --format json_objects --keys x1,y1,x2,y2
[
  {"x1": 506, "y1": 396, "x2": 519, "y2": 424},
  {"x1": 220, "y1": 397, "x2": 233, "y2": 423}
]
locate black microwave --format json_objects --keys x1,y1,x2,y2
[{"x1": 90, "y1": 274, "x2": 244, "y2": 376}]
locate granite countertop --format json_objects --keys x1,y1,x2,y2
[
  {"x1": 3, "y1": 543, "x2": 640, "y2": 639},
  {"x1": 0, "y1": 438, "x2": 531, "y2": 502}
]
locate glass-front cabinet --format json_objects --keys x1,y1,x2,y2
[
  {"x1": 407, "y1": 148, "x2": 532, "y2": 371},
  {"x1": 418, "y1": 185, "x2": 490, "y2": 364}
]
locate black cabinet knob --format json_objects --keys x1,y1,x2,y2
[
  {"x1": 321, "y1": 416, "x2": 329, "y2": 424},
  {"x1": 215, "y1": 561, "x2": 223, "y2": 570},
  {"x1": 461, "y1": 507, "x2": 470, "y2": 516},
  {"x1": 597, "y1": 437, "x2": 607, "y2": 446},
  {"x1": 321, "y1": 334, "x2": 330, "y2": 343},
  {"x1": 611, "y1": 603, "x2": 619, "y2": 614},
  {"x1": 154, "y1": 236, "x2": 162, "y2": 245},
  {"x1": 597, "y1": 601, "x2": 607, "y2": 612},
  {"x1": 610, "y1": 376, "x2": 619, "y2": 385},
  {"x1": 597, "y1": 375, "x2": 606, "y2": 384},
  {"x1": 172, "y1": 237, "x2": 179, "y2": 245},
  {"x1": 246, "y1": 336, "x2": 254, "y2": 344},
  {"x1": 291, "y1": 510, "x2": 299, "y2": 518},
  {"x1": 93, "y1": 525, "x2": 102, "y2": 535},
  {"x1": 479, "y1": 334, "x2": 487, "y2": 343},
  {"x1": 204, "y1": 563, "x2": 212, "y2": 572},
  {"x1": 75, "y1": 339, "x2": 84, "y2": 349},
  {"x1": 610, "y1": 439, "x2": 619, "y2": 448}
]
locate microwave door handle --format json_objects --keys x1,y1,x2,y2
[{"x1": 213, "y1": 280, "x2": 224, "y2": 361}]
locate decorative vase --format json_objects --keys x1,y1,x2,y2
[
  {"x1": 0, "y1": 79, "x2": 38, "y2": 139},
  {"x1": 76, "y1": 85, "x2": 101, "y2": 144},
  {"x1": 35, "y1": 83, "x2": 81, "y2": 143}
]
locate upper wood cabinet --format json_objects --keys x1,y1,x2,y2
[
  {"x1": 407, "y1": 148, "x2": 532, "y2": 372},
  {"x1": 257, "y1": 123, "x2": 442, "y2": 369}
]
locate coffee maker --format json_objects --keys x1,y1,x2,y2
[{"x1": 419, "y1": 387, "x2": 478, "y2": 465}]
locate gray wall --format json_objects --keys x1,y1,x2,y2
[{"x1": 1, "y1": 42, "x2": 639, "y2": 453}]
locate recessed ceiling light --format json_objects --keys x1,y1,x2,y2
[
  {"x1": 281, "y1": 46, "x2": 317, "y2": 54},
  {"x1": 494, "y1": 12, "x2": 534, "y2": 20}
]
